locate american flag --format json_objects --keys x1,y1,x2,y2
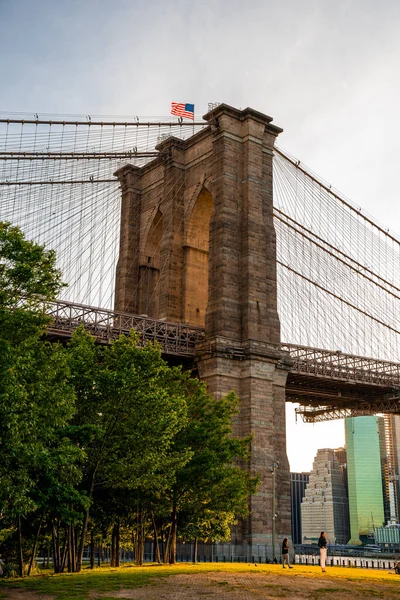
[{"x1": 171, "y1": 102, "x2": 195, "y2": 120}]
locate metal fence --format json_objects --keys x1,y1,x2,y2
[
  {"x1": 295, "y1": 552, "x2": 398, "y2": 571},
  {"x1": 39, "y1": 542, "x2": 400, "y2": 572},
  {"x1": 142, "y1": 541, "x2": 272, "y2": 564}
]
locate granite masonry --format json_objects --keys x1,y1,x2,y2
[{"x1": 114, "y1": 104, "x2": 292, "y2": 552}]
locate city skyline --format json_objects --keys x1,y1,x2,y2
[{"x1": 292, "y1": 416, "x2": 400, "y2": 547}]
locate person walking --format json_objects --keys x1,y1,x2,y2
[
  {"x1": 282, "y1": 538, "x2": 293, "y2": 568},
  {"x1": 318, "y1": 531, "x2": 328, "y2": 572}
]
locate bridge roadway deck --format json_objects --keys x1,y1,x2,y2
[{"x1": 44, "y1": 299, "x2": 400, "y2": 418}]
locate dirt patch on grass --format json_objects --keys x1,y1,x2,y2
[
  {"x1": 91, "y1": 571, "x2": 400, "y2": 600},
  {"x1": 0, "y1": 589, "x2": 55, "y2": 600}
]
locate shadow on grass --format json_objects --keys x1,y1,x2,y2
[
  {"x1": 313, "y1": 589, "x2": 352, "y2": 595},
  {"x1": 0, "y1": 566, "x2": 161, "y2": 600}
]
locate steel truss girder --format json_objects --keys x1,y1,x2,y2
[
  {"x1": 281, "y1": 343, "x2": 400, "y2": 387},
  {"x1": 296, "y1": 396, "x2": 400, "y2": 422}
]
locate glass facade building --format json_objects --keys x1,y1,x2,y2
[
  {"x1": 384, "y1": 415, "x2": 400, "y2": 523},
  {"x1": 345, "y1": 416, "x2": 386, "y2": 544},
  {"x1": 375, "y1": 524, "x2": 400, "y2": 552},
  {"x1": 290, "y1": 472, "x2": 310, "y2": 544}
]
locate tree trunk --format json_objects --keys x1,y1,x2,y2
[
  {"x1": 76, "y1": 508, "x2": 88, "y2": 572},
  {"x1": 71, "y1": 524, "x2": 76, "y2": 572},
  {"x1": 51, "y1": 525, "x2": 59, "y2": 574},
  {"x1": 56, "y1": 522, "x2": 61, "y2": 573},
  {"x1": 160, "y1": 525, "x2": 165, "y2": 562},
  {"x1": 111, "y1": 523, "x2": 117, "y2": 567},
  {"x1": 67, "y1": 526, "x2": 72, "y2": 572},
  {"x1": 28, "y1": 513, "x2": 43, "y2": 576},
  {"x1": 116, "y1": 519, "x2": 120, "y2": 567},
  {"x1": 75, "y1": 525, "x2": 79, "y2": 567},
  {"x1": 90, "y1": 529, "x2": 95, "y2": 569},
  {"x1": 17, "y1": 514, "x2": 24, "y2": 577},
  {"x1": 135, "y1": 505, "x2": 144, "y2": 566},
  {"x1": 60, "y1": 529, "x2": 68, "y2": 573},
  {"x1": 169, "y1": 505, "x2": 178, "y2": 564},
  {"x1": 163, "y1": 526, "x2": 171, "y2": 564},
  {"x1": 193, "y1": 538, "x2": 198, "y2": 564},
  {"x1": 76, "y1": 473, "x2": 95, "y2": 572},
  {"x1": 152, "y1": 514, "x2": 161, "y2": 563}
]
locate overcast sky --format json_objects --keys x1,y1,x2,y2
[{"x1": 1, "y1": 0, "x2": 399, "y2": 471}]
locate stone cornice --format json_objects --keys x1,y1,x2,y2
[
  {"x1": 203, "y1": 103, "x2": 283, "y2": 135},
  {"x1": 113, "y1": 163, "x2": 142, "y2": 180}
]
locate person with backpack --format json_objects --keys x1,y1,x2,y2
[{"x1": 282, "y1": 538, "x2": 293, "y2": 568}]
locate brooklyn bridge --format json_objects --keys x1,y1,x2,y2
[{"x1": 1, "y1": 104, "x2": 399, "y2": 550}]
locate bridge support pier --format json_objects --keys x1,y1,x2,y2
[
  {"x1": 114, "y1": 103, "x2": 292, "y2": 549},
  {"x1": 197, "y1": 340, "x2": 291, "y2": 548},
  {"x1": 195, "y1": 104, "x2": 291, "y2": 548}
]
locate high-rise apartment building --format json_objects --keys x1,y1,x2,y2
[
  {"x1": 290, "y1": 472, "x2": 310, "y2": 544},
  {"x1": 301, "y1": 448, "x2": 349, "y2": 544},
  {"x1": 345, "y1": 416, "x2": 386, "y2": 544},
  {"x1": 384, "y1": 414, "x2": 400, "y2": 523}
]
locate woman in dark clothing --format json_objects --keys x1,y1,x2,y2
[
  {"x1": 318, "y1": 531, "x2": 328, "y2": 572},
  {"x1": 282, "y1": 538, "x2": 293, "y2": 568}
]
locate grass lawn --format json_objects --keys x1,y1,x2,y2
[{"x1": 1, "y1": 562, "x2": 400, "y2": 600}]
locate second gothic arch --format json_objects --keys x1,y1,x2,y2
[{"x1": 183, "y1": 186, "x2": 213, "y2": 326}]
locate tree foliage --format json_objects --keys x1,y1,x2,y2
[
  {"x1": 161, "y1": 385, "x2": 259, "y2": 562},
  {"x1": 0, "y1": 222, "x2": 81, "y2": 575},
  {"x1": 66, "y1": 327, "x2": 191, "y2": 571},
  {"x1": 0, "y1": 221, "x2": 63, "y2": 308},
  {"x1": 0, "y1": 222, "x2": 258, "y2": 575}
]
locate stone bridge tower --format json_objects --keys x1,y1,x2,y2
[{"x1": 114, "y1": 104, "x2": 291, "y2": 552}]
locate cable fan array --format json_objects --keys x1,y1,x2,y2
[
  {"x1": 0, "y1": 114, "x2": 206, "y2": 308},
  {"x1": 1, "y1": 112, "x2": 399, "y2": 364},
  {"x1": 274, "y1": 147, "x2": 400, "y2": 362}
]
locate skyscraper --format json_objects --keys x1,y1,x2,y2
[
  {"x1": 345, "y1": 416, "x2": 386, "y2": 544},
  {"x1": 290, "y1": 472, "x2": 310, "y2": 544},
  {"x1": 301, "y1": 448, "x2": 349, "y2": 544},
  {"x1": 384, "y1": 414, "x2": 400, "y2": 523}
]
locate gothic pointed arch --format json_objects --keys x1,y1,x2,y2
[
  {"x1": 183, "y1": 186, "x2": 213, "y2": 326},
  {"x1": 139, "y1": 208, "x2": 163, "y2": 317}
]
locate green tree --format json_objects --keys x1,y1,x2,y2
[
  {"x1": 67, "y1": 328, "x2": 190, "y2": 571},
  {"x1": 161, "y1": 384, "x2": 259, "y2": 563},
  {"x1": 0, "y1": 221, "x2": 64, "y2": 337},
  {"x1": 0, "y1": 221, "x2": 257, "y2": 574},
  {"x1": 0, "y1": 222, "x2": 80, "y2": 576}
]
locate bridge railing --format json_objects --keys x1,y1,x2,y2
[
  {"x1": 281, "y1": 343, "x2": 400, "y2": 387},
  {"x1": 38, "y1": 299, "x2": 400, "y2": 387},
  {"x1": 44, "y1": 299, "x2": 205, "y2": 357}
]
